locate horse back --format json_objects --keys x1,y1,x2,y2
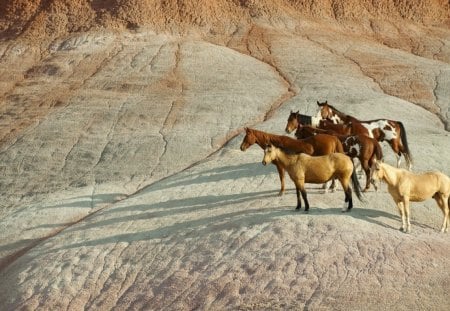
[
  {"x1": 272, "y1": 134, "x2": 314, "y2": 155},
  {"x1": 304, "y1": 133, "x2": 344, "y2": 155},
  {"x1": 397, "y1": 171, "x2": 450, "y2": 201}
]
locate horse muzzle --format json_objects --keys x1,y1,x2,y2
[{"x1": 262, "y1": 160, "x2": 267, "y2": 166}]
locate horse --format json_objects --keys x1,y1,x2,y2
[
  {"x1": 370, "y1": 160, "x2": 450, "y2": 233},
  {"x1": 295, "y1": 124, "x2": 383, "y2": 191},
  {"x1": 285, "y1": 110, "x2": 351, "y2": 135},
  {"x1": 285, "y1": 110, "x2": 321, "y2": 133},
  {"x1": 240, "y1": 128, "x2": 345, "y2": 195},
  {"x1": 262, "y1": 144, "x2": 363, "y2": 212},
  {"x1": 317, "y1": 101, "x2": 412, "y2": 170}
]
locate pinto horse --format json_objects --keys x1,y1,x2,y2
[
  {"x1": 285, "y1": 110, "x2": 321, "y2": 133},
  {"x1": 240, "y1": 127, "x2": 344, "y2": 195},
  {"x1": 262, "y1": 144, "x2": 363, "y2": 212},
  {"x1": 295, "y1": 124, "x2": 383, "y2": 191},
  {"x1": 317, "y1": 101, "x2": 412, "y2": 169},
  {"x1": 370, "y1": 160, "x2": 450, "y2": 233},
  {"x1": 285, "y1": 110, "x2": 351, "y2": 135}
]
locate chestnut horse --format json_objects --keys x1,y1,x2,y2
[
  {"x1": 317, "y1": 101, "x2": 412, "y2": 169},
  {"x1": 295, "y1": 124, "x2": 383, "y2": 191},
  {"x1": 262, "y1": 144, "x2": 363, "y2": 212},
  {"x1": 370, "y1": 160, "x2": 450, "y2": 233},
  {"x1": 285, "y1": 110, "x2": 351, "y2": 135},
  {"x1": 240, "y1": 127, "x2": 344, "y2": 195}
]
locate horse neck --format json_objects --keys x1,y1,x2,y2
[
  {"x1": 331, "y1": 109, "x2": 352, "y2": 124},
  {"x1": 252, "y1": 129, "x2": 273, "y2": 148},
  {"x1": 262, "y1": 131, "x2": 292, "y2": 149},
  {"x1": 380, "y1": 163, "x2": 399, "y2": 186},
  {"x1": 300, "y1": 126, "x2": 318, "y2": 136},
  {"x1": 273, "y1": 148, "x2": 297, "y2": 168}
]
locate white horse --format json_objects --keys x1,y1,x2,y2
[{"x1": 370, "y1": 160, "x2": 450, "y2": 233}]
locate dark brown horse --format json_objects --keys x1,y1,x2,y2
[
  {"x1": 240, "y1": 127, "x2": 344, "y2": 195},
  {"x1": 285, "y1": 111, "x2": 351, "y2": 135},
  {"x1": 295, "y1": 124, "x2": 383, "y2": 191},
  {"x1": 317, "y1": 101, "x2": 412, "y2": 169}
]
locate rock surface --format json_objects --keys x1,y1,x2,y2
[{"x1": 0, "y1": 1, "x2": 450, "y2": 310}]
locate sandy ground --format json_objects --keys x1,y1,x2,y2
[{"x1": 0, "y1": 13, "x2": 450, "y2": 311}]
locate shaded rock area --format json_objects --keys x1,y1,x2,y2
[{"x1": 0, "y1": 1, "x2": 450, "y2": 310}]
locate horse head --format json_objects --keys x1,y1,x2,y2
[
  {"x1": 240, "y1": 127, "x2": 255, "y2": 151},
  {"x1": 369, "y1": 159, "x2": 383, "y2": 185},
  {"x1": 317, "y1": 100, "x2": 333, "y2": 119},
  {"x1": 294, "y1": 124, "x2": 308, "y2": 139},
  {"x1": 262, "y1": 144, "x2": 276, "y2": 165},
  {"x1": 285, "y1": 110, "x2": 300, "y2": 133}
]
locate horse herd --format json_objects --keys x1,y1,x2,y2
[{"x1": 240, "y1": 101, "x2": 450, "y2": 233}]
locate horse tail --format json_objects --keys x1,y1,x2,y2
[
  {"x1": 351, "y1": 165, "x2": 364, "y2": 202},
  {"x1": 398, "y1": 121, "x2": 412, "y2": 166}
]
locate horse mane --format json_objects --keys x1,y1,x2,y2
[
  {"x1": 297, "y1": 113, "x2": 312, "y2": 125},
  {"x1": 249, "y1": 128, "x2": 313, "y2": 154},
  {"x1": 326, "y1": 103, "x2": 348, "y2": 117}
]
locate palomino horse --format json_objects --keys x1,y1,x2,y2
[
  {"x1": 295, "y1": 124, "x2": 383, "y2": 191},
  {"x1": 370, "y1": 160, "x2": 450, "y2": 233},
  {"x1": 285, "y1": 110, "x2": 352, "y2": 135},
  {"x1": 240, "y1": 127, "x2": 344, "y2": 195},
  {"x1": 317, "y1": 101, "x2": 412, "y2": 169},
  {"x1": 262, "y1": 144, "x2": 363, "y2": 212}
]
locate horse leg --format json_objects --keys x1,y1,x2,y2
[
  {"x1": 434, "y1": 194, "x2": 449, "y2": 233},
  {"x1": 396, "y1": 201, "x2": 407, "y2": 232},
  {"x1": 361, "y1": 158, "x2": 371, "y2": 192},
  {"x1": 353, "y1": 158, "x2": 362, "y2": 175},
  {"x1": 402, "y1": 199, "x2": 411, "y2": 233},
  {"x1": 322, "y1": 181, "x2": 329, "y2": 193},
  {"x1": 274, "y1": 161, "x2": 285, "y2": 196},
  {"x1": 340, "y1": 178, "x2": 352, "y2": 212},
  {"x1": 295, "y1": 187, "x2": 302, "y2": 210},
  {"x1": 329, "y1": 178, "x2": 337, "y2": 192},
  {"x1": 403, "y1": 197, "x2": 411, "y2": 233},
  {"x1": 301, "y1": 186, "x2": 310, "y2": 212},
  {"x1": 295, "y1": 181, "x2": 309, "y2": 211},
  {"x1": 388, "y1": 139, "x2": 404, "y2": 168}
]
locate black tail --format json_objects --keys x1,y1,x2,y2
[
  {"x1": 398, "y1": 121, "x2": 412, "y2": 167},
  {"x1": 351, "y1": 167, "x2": 364, "y2": 202}
]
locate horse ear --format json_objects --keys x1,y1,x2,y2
[
  {"x1": 296, "y1": 110, "x2": 299, "y2": 114},
  {"x1": 325, "y1": 100, "x2": 327, "y2": 104},
  {"x1": 317, "y1": 101, "x2": 320, "y2": 106}
]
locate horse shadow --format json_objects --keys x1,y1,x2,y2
[
  {"x1": 51, "y1": 207, "x2": 295, "y2": 252},
  {"x1": 64, "y1": 189, "x2": 279, "y2": 233},
  {"x1": 142, "y1": 161, "x2": 270, "y2": 193}
]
